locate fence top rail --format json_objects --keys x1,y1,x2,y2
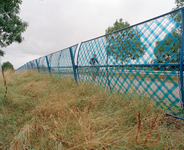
[
  {"x1": 80, "y1": 7, "x2": 183, "y2": 44},
  {"x1": 46, "y1": 43, "x2": 78, "y2": 56},
  {"x1": 25, "y1": 43, "x2": 78, "y2": 65}
]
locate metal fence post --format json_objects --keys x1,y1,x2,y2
[
  {"x1": 30, "y1": 62, "x2": 33, "y2": 70},
  {"x1": 26, "y1": 63, "x2": 29, "y2": 70},
  {"x1": 76, "y1": 43, "x2": 82, "y2": 82},
  {"x1": 27, "y1": 63, "x2": 29, "y2": 70},
  {"x1": 106, "y1": 36, "x2": 112, "y2": 91},
  {"x1": 45, "y1": 56, "x2": 51, "y2": 74},
  {"x1": 106, "y1": 52, "x2": 111, "y2": 91},
  {"x1": 69, "y1": 47, "x2": 78, "y2": 82},
  {"x1": 180, "y1": 8, "x2": 184, "y2": 110},
  {"x1": 36, "y1": 59, "x2": 40, "y2": 73}
]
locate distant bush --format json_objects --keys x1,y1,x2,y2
[{"x1": 2, "y1": 61, "x2": 14, "y2": 71}]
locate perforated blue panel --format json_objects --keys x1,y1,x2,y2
[
  {"x1": 16, "y1": 8, "x2": 184, "y2": 118},
  {"x1": 77, "y1": 9, "x2": 183, "y2": 116}
]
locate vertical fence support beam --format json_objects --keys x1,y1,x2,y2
[
  {"x1": 27, "y1": 63, "x2": 29, "y2": 70},
  {"x1": 36, "y1": 59, "x2": 40, "y2": 73},
  {"x1": 30, "y1": 62, "x2": 33, "y2": 70},
  {"x1": 27, "y1": 63, "x2": 28, "y2": 70},
  {"x1": 76, "y1": 43, "x2": 82, "y2": 82},
  {"x1": 45, "y1": 56, "x2": 51, "y2": 74},
  {"x1": 106, "y1": 36, "x2": 112, "y2": 91},
  {"x1": 106, "y1": 54, "x2": 111, "y2": 91},
  {"x1": 180, "y1": 8, "x2": 184, "y2": 110},
  {"x1": 69, "y1": 47, "x2": 78, "y2": 82}
]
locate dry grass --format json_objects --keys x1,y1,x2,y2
[{"x1": 0, "y1": 70, "x2": 184, "y2": 150}]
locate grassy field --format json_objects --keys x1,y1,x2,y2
[{"x1": 0, "y1": 71, "x2": 184, "y2": 150}]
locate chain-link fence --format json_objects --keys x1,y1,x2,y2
[{"x1": 17, "y1": 8, "x2": 184, "y2": 119}]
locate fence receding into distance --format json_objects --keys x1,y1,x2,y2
[{"x1": 17, "y1": 7, "x2": 184, "y2": 119}]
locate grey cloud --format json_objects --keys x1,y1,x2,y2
[{"x1": 1, "y1": 0, "x2": 175, "y2": 69}]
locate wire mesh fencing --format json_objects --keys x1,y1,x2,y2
[{"x1": 17, "y1": 8, "x2": 184, "y2": 119}]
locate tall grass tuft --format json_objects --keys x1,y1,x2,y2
[{"x1": 0, "y1": 71, "x2": 184, "y2": 150}]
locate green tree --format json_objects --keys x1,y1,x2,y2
[
  {"x1": 2, "y1": 61, "x2": 14, "y2": 71},
  {"x1": 154, "y1": 31, "x2": 180, "y2": 64},
  {"x1": 153, "y1": 1, "x2": 182, "y2": 66},
  {"x1": 105, "y1": 18, "x2": 129, "y2": 34},
  {"x1": 105, "y1": 18, "x2": 145, "y2": 64},
  {"x1": 0, "y1": 0, "x2": 28, "y2": 56},
  {"x1": 151, "y1": 1, "x2": 182, "y2": 71},
  {"x1": 174, "y1": 0, "x2": 184, "y2": 9}
]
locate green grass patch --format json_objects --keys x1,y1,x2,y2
[{"x1": 0, "y1": 70, "x2": 184, "y2": 149}]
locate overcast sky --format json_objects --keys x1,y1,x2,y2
[{"x1": 1, "y1": 0, "x2": 176, "y2": 69}]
